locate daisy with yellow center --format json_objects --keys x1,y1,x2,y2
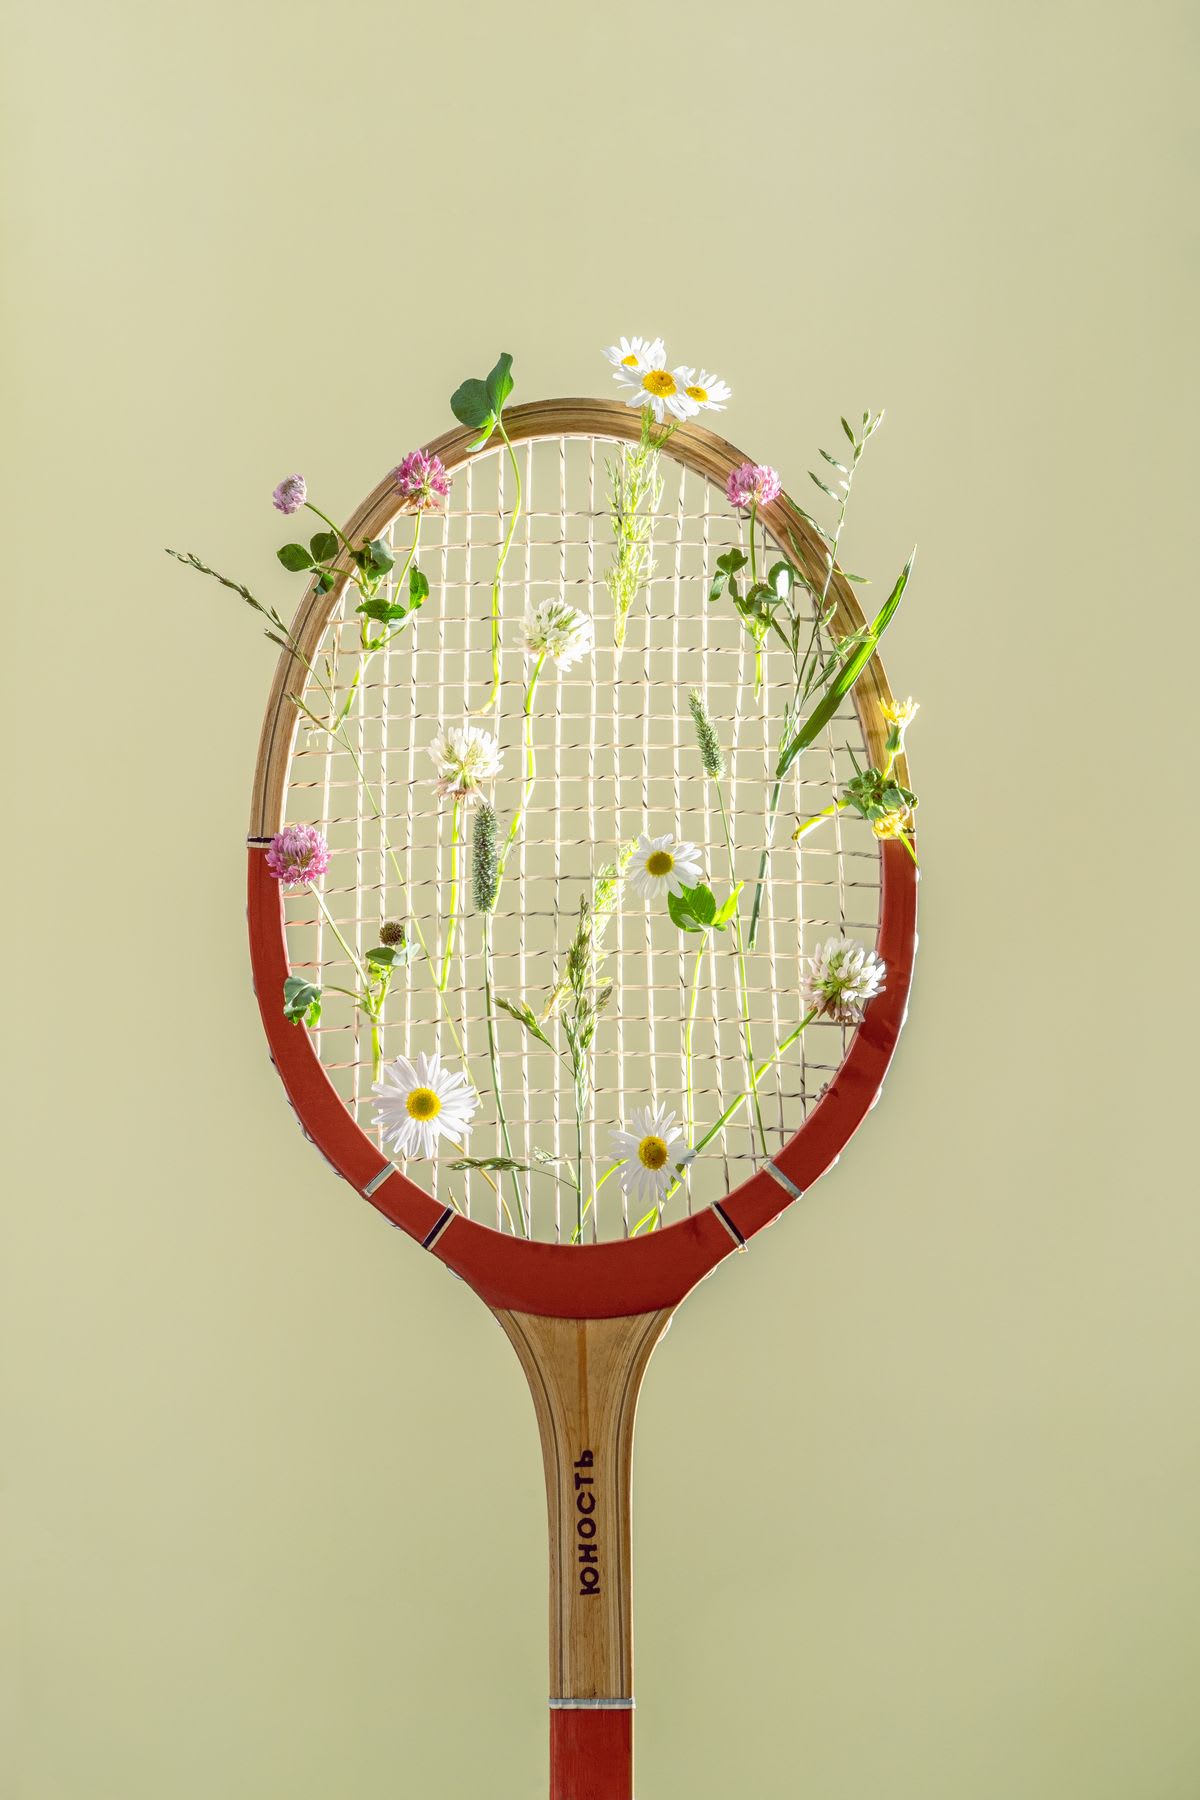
[
  {"x1": 371, "y1": 1050, "x2": 479, "y2": 1159},
  {"x1": 603, "y1": 335, "x2": 664, "y2": 371},
  {"x1": 676, "y1": 367, "x2": 732, "y2": 414},
  {"x1": 610, "y1": 1104, "x2": 688, "y2": 1208},
  {"x1": 628, "y1": 831, "x2": 704, "y2": 901},
  {"x1": 613, "y1": 342, "x2": 701, "y2": 424}
]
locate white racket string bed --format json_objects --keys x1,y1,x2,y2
[{"x1": 242, "y1": 393, "x2": 917, "y2": 1800}]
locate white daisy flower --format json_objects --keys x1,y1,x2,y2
[
  {"x1": 371, "y1": 1050, "x2": 480, "y2": 1159},
  {"x1": 610, "y1": 1103, "x2": 688, "y2": 1207},
  {"x1": 603, "y1": 335, "x2": 665, "y2": 372},
  {"x1": 628, "y1": 831, "x2": 704, "y2": 901},
  {"x1": 801, "y1": 936, "x2": 887, "y2": 1026},
  {"x1": 612, "y1": 341, "x2": 700, "y2": 424},
  {"x1": 427, "y1": 724, "x2": 503, "y2": 805},
  {"x1": 675, "y1": 367, "x2": 732, "y2": 414},
  {"x1": 519, "y1": 597, "x2": 595, "y2": 669}
]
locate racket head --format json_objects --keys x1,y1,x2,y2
[{"x1": 247, "y1": 398, "x2": 917, "y2": 1319}]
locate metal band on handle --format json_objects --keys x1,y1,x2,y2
[{"x1": 550, "y1": 1698, "x2": 635, "y2": 1711}]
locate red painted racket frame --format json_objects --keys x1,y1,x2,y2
[{"x1": 247, "y1": 836, "x2": 916, "y2": 1319}]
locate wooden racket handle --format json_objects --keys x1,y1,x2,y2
[{"x1": 495, "y1": 1307, "x2": 674, "y2": 1798}]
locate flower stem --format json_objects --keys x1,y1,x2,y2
[
  {"x1": 396, "y1": 510, "x2": 422, "y2": 588},
  {"x1": 715, "y1": 785, "x2": 770, "y2": 1157},
  {"x1": 792, "y1": 798, "x2": 850, "y2": 843},
  {"x1": 483, "y1": 913, "x2": 528, "y2": 1236},
  {"x1": 748, "y1": 500, "x2": 764, "y2": 699},
  {"x1": 689, "y1": 1009, "x2": 818, "y2": 1163},
  {"x1": 747, "y1": 777, "x2": 783, "y2": 950},
  {"x1": 574, "y1": 1074, "x2": 586, "y2": 1243},
  {"x1": 571, "y1": 1159, "x2": 622, "y2": 1244},
  {"x1": 304, "y1": 502, "x2": 355, "y2": 559},
  {"x1": 684, "y1": 937, "x2": 706, "y2": 1144},
  {"x1": 309, "y1": 885, "x2": 369, "y2": 990},
  {"x1": 476, "y1": 416, "x2": 522, "y2": 714},
  {"x1": 494, "y1": 650, "x2": 545, "y2": 901},
  {"x1": 438, "y1": 798, "x2": 462, "y2": 992},
  {"x1": 309, "y1": 886, "x2": 385, "y2": 1079}
]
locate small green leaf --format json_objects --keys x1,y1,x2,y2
[
  {"x1": 409, "y1": 565, "x2": 429, "y2": 605},
  {"x1": 315, "y1": 569, "x2": 337, "y2": 594},
  {"x1": 283, "y1": 975, "x2": 322, "y2": 1027},
  {"x1": 365, "y1": 536, "x2": 395, "y2": 575},
  {"x1": 356, "y1": 597, "x2": 409, "y2": 623},
  {"x1": 818, "y1": 449, "x2": 848, "y2": 474},
  {"x1": 768, "y1": 559, "x2": 794, "y2": 603},
  {"x1": 667, "y1": 888, "x2": 706, "y2": 933},
  {"x1": 712, "y1": 882, "x2": 744, "y2": 928},
  {"x1": 450, "y1": 374, "x2": 496, "y2": 438},
  {"x1": 496, "y1": 995, "x2": 556, "y2": 1051},
  {"x1": 716, "y1": 548, "x2": 748, "y2": 576},
  {"x1": 365, "y1": 942, "x2": 413, "y2": 975},
  {"x1": 277, "y1": 543, "x2": 313, "y2": 572},
  {"x1": 685, "y1": 883, "x2": 717, "y2": 927},
  {"x1": 808, "y1": 472, "x2": 840, "y2": 501},
  {"x1": 485, "y1": 351, "x2": 515, "y2": 415},
  {"x1": 309, "y1": 531, "x2": 339, "y2": 562}
]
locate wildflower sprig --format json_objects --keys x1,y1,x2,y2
[
  {"x1": 605, "y1": 406, "x2": 665, "y2": 649},
  {"x1": 707, "y1": 546, "x2": 802, "y2": 695},
  {"x1": 166, "y1": 524, "x2": 472, "y2": 1077},
  {"x1": 267, "y1": 827, "x2": 414, "y2": 1081},
  {"x1": 734, "y1": 411, "x2": 915, "y2": 949},
  {"x1": 272, "y1": 468, "x2": 433, "y2": 671},
  {"x1": 668, "y1": 877, "x2": 743, "y2": 1141},
  {"x1": 494, "y1": 599, "x2": 594, "y2": 904},
  {"x1": 471, "y1": 801, "x2": 529, "y2": 1236},
  {"x1": 450, "y1": 351, "x2": 519, "y2": 710},
  {"x1": 603, "y1": 338, "x2": 731, "y2": 647},
  {"x1": 684, "y1": 688, "x2": 767, "y2": 1153},
  {"x1": 792, "y1": 697, "x2": 920, "y2": 861},
  {"x1": 559, "y1": 895, "x2": 616, "y2": 1238}
]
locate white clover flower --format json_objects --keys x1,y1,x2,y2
[
  {"x1": 603, "y1": 335, "x2": 665, "y2": 372},
  {"x1": 519, "y1": 597, "x2": 595, "y2": 669},
  {"x1": 610, "y1": 1103, "x2": 688, "y2": 1208},
  {"x1": 675, "y1": 367, "x2": 732, "y2": 414},
  {"x1": 802, "y1": 936, "x2": 887, "y2": 1026},
  {"x1": 427, "y1": 724, "x2": 502, "y2": 805},
  {"x1": 371, "y1": 1051, "x2": 479, "y2": 1158},
  {"x1": 628, "y1": 832, "x2": 704, "y2": 902},
  {"x1": 612, "y1": 340, "x2": 700, "y2": 424}
]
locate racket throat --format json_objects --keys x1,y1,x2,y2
[{"x1": 494, "y1": 1306, "x2": 674, "y2": 1800}]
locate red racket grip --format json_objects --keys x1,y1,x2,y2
[{"x1": 550, "y1": 1707, "x2": 633, "y2": 1800}]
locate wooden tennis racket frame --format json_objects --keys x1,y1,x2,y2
[{"x1": 247, "y1": 399, "x2": 918, "y2": 1800}]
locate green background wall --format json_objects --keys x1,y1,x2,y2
[{"x1": 3, "y1": 1, "x2": 1197, "y2": 1794}]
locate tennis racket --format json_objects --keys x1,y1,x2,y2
[{"x1": 246, "y1": 396, "x2": 917, "y2": 1800}]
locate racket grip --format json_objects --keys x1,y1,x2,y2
[
  {"x1": 494, "y1": 1307, "x2": 674, "y2": 1800},
  {"x1": 550, "y1": 1706, "x2": 633, "y2": 1800}
]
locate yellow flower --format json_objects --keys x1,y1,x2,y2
[
  {"x1": 872, "y1": 807, "x2": 913, "y2": 841},
  {"x1": 880, "y1": 696, "x2": 919, "y2": 729}
]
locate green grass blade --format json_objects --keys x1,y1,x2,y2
[{"x1": 776, "y1": 551, "x2": 914, "y2": 778}]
